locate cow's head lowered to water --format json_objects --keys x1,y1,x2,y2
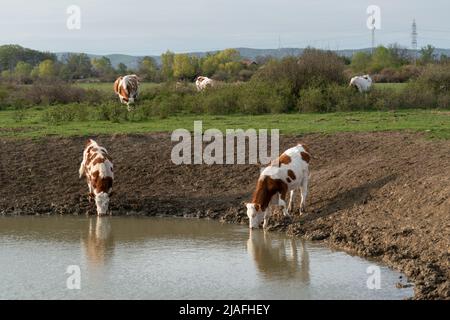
[{"x1": 246, "y1": 203, "x2": 265, "y2": 229}]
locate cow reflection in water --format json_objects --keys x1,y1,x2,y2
[
  {"x1": 247, "y1": 231, "x2": 309, "y2": 282},
  {"x1": 82, "y1": 217, "x2": 115, "y2": 266}
]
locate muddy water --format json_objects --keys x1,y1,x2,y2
[{"x1": 0, "y1": 216, "x2": 413, "y2": 299}]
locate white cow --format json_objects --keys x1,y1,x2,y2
[
  {"x1": 349, "y1": 75, "x2": 373, "y2": 92},
  {"x1": 195, "y1": 76, "x2": 214, "y2": 91}
]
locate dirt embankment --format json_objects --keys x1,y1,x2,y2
[{"x1": 0, "y1": 132, "x2": 448, "y2": 299}]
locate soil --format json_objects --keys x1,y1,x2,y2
[{"x1": 0, "y1": 132, "x2": 448, "y2": 299}]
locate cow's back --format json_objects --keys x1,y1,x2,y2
[
  {"x1": 262, "y1": 145, "x2": 310, "y2": 189},
  {"x1": 84, "y1": 144, "x2": 114, "y2": 195}
]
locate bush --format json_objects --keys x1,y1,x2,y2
[
  {"x1": 437, "y1": 94, "x2": 450, "y2": 109},
  {"x1": 373, "y1": 65, "x2": 422, "y2": 83},
  {"x1": 197, "y1": 85, "x2": 240, "y2": 114},
  {"x1": 254, "y1": 48, "x2": 346, "y2": 96},
  {"x1": 402, "y1": 82, "x2": 437, "y2": 108},
  {"x1": 93, "y1": 103, "x2": 128, "y2": 122},
  {"x1": 298, "y1": 87, "x2": 331, "y2": 112},
  {"x1": 42, "y1": 104, "x2": 91, "y2": 124},
  {"x1": 415, "y1": 63, "x2": 450, "y2": 93},
  {"x1": 239, "y1": 82, "x2": 286, "y2": 114}
]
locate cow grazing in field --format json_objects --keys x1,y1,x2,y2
[
  {"x1": 113, "y1": 74, "x2": 140, "y2": 111},
  {"x1": 349, "y1": 74, "x2": 373, "y2": 92},
  {"x1": 195, "y1": 76, "x2": 215, "y2": 91},
  {"x1": 79, "y1": 139, "x2": 114, "y2": 216},
  {"x1": 246, "y1": 144, "x2": 311, "y2": 229}
]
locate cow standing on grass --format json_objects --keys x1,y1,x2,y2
[
  {"x1": 245, "y1": 144, "x2": 311, "y2": 229},
  {"x1": 349, "y1": 75, "x2": 373, "y2": 92},
  {"x1": 113, "y1": 74, "x2": 140, "y2": 111},
  {"x1": 195, "y1": 76, "x2": 215, "y2": 91},
  {"x1": 79, "y1": 139, "x2": 114, "y2": 216}
]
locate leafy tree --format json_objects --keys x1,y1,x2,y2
[
  {"x1": 92, "y1": 56, "x2": 116, "y2": 80},
  {"x1": 0, "y1": 44, "x2": 55, "y2": 71},
  {"x1": 370, "y1": 46, "x2": 394, "y2": 72},
  {"x1": 1, "y1": 70, "x2": 12, "y2": 81},
  {"x1": 161, "y1": 50, "x2": 175, "y2": 81},
  {"x1": 116, "y1": 62, "x2": 128, "y2": 75},
  {"x1": 420, "y1": 45, "x2": 436, "y2": 64},
  {"x1": 173, "y1": 54, "x2": 197, "y2": 80},
  {"x1": 62, "y1": 53, "x2": 93, "y2": 79},
  {"x1": 37, "y1": 59, "x2": 57, "y2": 79},
  {"x1": 350, "y1": 51, "x2": 372, "y2": 72},
  {"x1": 200, "y1": 48, "x2": 241, "y2": 77},
  {"x1": 138, "y1": 56, "x2": 158, "y2": 81},
  {"x1": 14, "y1": 61, "x2": 33, "y2": 83},
  {"x1": 387, "y1": 44, "x2": 410, "y2": 66}
]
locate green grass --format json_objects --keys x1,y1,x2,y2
[
  {"x1": 0, "y1": 108, "x2": 449, "y2": 140},
  {"x1": 374, "y1": 83, "x2": 408, "y2": 91},
  {"x1": 74, "y1": 82, "x2": 161, "y2": 92}
]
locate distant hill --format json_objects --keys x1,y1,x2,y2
[
  {"x1": 55, "y1": 52, "x2": 152, "y2": 69},
  {"x1": 55, "y1": 47, "x2": 450, "y2": 69}
]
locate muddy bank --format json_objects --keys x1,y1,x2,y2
[{"x1": 0, "y1": 132, "x2": 448, "y2": 299}]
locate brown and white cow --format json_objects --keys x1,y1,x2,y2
[
  {"x1": 195, "y1": 76, "x2": 215, "y2": 91},
  {"x1": 79, "y1": 139, "x2": 114, "y2": 215},
  {"x1": 246, "y1": 144, "x2": 311, "y2": 229},
  {"x1": 113, "y1": 74, "x2": 140, "y2": 111}
]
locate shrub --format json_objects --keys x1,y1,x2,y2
[
  {"x1": 93, "y1": 103, "x2": 128, "y2": 122},
  {"x1": 298, "y1": 87, "x2": 331, "y2": 112},
  {"x1": 401, "y1": 83, "x2": 437, "y2": 108},
  {"x1": 254, "y1": 48, "x2": 346, "y2": 96},
  {"x1": 415, "y1": 63, "x2": 450, "y2": 93},
  {"x1": 437, "y1": 94, "x2": 450, "y2": 109},
  {"x1": 373, "y1": 65, "x2": 422, "y2": 83},
  {"x1": 198, "y1": 85, "x2": 240, "y2": 114},
  {"x1": 239, "y1": 82, "x2": 286, "y2": 114},
  {"x1": 42, "y1": 103, "x2": 91, "y2": 124}
]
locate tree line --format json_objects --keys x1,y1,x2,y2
[
  {"x1": 0, "y1": 45, "x2": 258, "y2": 84},
  {"x1": 0, "y1": 44, "x2": 448, "y2": 85}
]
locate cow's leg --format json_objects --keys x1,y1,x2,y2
[
  {"x1": 87, "y1": 180, "x2": 94, "y2": 203},
  {"x1": 287, "y1": 189, "x2": 295, "y2": 214},
  {"x1": 279, "y1": 187, "x2": 289, "y2": 217},
  {"x1": 263, "y1": 207, "x2": 271, "y2": 229},
  {"x1": 79, "y1": 163, "x2": 85, "y2": 178},
  {"x1": 300, "y1": 177, "x2": 309, "y2": 214}
]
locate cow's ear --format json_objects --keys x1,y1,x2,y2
[{"x1": 85, "y1": 139, "x2": 92, "y2": 147}]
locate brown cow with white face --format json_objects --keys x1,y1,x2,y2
[
  {"x1": 246, "y1": 144, "x2": 311, "y2": 229},
  {"x1": 79, "y1": 139, "x2": 114, "y2": 215},
  {"x1": 113, "y1": 74, "x2": 140, "y2": 111}
]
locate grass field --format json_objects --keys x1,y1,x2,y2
[
  {"x1": 74, "y1": 82, "x2": 161, "y2": 92},
  {"x1": 76, "y1": 81, "x2": 407, "y2": 92},
  {"x1": 0, "y1": 108, "x2": 448, "y2": 139},
  {"x1": 374, "y1": 83, "x2": 408, "y2": 91}
]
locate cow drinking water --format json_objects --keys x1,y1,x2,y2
[
  {"x1": 246, "y1": 144, "x2": 311, "y2": 229},
  {"x1": 79, "y1": 139, "x2": 114, "y2": 216}
]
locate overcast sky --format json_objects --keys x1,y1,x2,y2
[{"x1": 0, "y1": 0, "x2": 449, "y2": 55}]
